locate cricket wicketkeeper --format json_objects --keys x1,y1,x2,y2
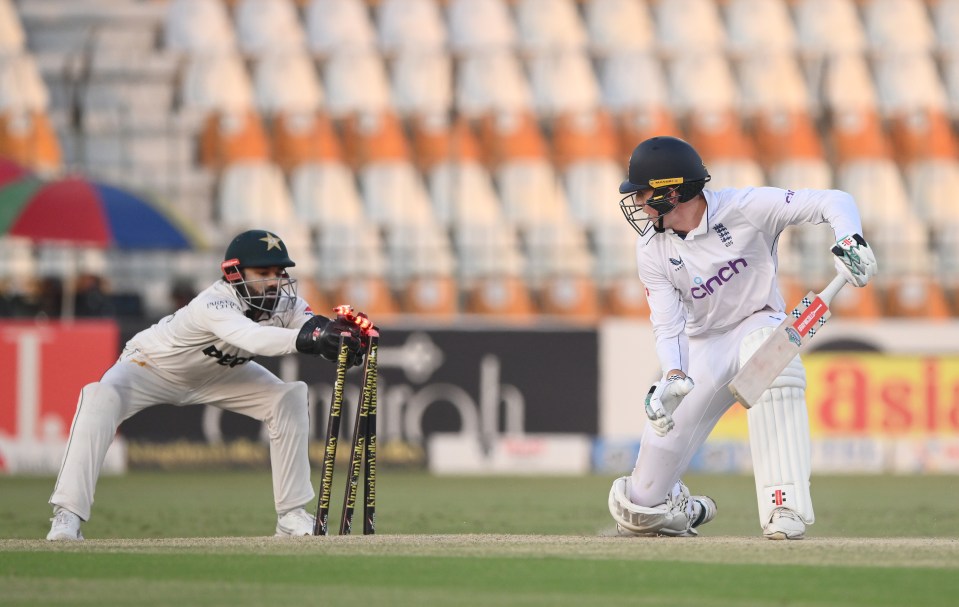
[{"x1": 47, "y1": 229, "x2": 370, "y2": 540}]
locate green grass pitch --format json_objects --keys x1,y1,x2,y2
[{"x1": 2, "y1": 471, "x2": 957, "y2": 606}]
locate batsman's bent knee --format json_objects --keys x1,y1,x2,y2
[{"x1": 608, "y1": 476, "x2": 696, "y2": 537}]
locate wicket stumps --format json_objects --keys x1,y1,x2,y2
[
  {"x1": 314, "y1": 309, "x2": 378, "y2": 536},
  {"x1": 339, "y1": 328, "x2": 378, "y2": 535}
]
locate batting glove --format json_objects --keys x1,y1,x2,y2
[
  {"x1": 832, "y1": 234, "x2": 878, "y2": 288},
  {"x1": 644, "y1": 374, "x2": 695, "y2": 438}
]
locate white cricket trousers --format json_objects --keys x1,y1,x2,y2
[
  {"x1": 629, "y1": 310, "x2": 810, "y2": 516},
  {"x1": 49, "y1": 351, "x2": 314, "y2": 521}
]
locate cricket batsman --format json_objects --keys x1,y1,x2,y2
[
  {"x1": 47, "y1": 229, "x2": 370, "y2": 540},
  {"x1": 607, "y1": 136, "x2": 878, "y2": 539}
]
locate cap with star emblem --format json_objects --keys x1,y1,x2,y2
[{"x1": 223, "y1": 229, "x2": 296, "y2": 269}]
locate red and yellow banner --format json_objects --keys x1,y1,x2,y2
[{"x1": 714, "y1": 354, "x2": 959, "y2": 438}]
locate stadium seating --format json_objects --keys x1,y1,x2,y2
[
  {"x1": 653, "y1": 0, "x2": 725, "y2": 57},
  {"x1": 390, "y1": 49, "x2": 452, "y2": 120},
  {"x1": 724, "y1": 0, "x2": 796, "y2": 59},
  {"x1": 583, "y1": 0, "x2": 655, "y2": 56},
  {"x1": 376, "y1": 0, "x2": 447, "y2": 56},
  {"x1": 446, "y1": 0, "x2": 516, "y2": 56},
  {"x1": 234, "y1": 0, "x2": 305, "y2": 57},
  {"x1": 252, "y1": 50, "x2": 323, "y2": 117},
  {"x1": 6, "y1": 0, "x2": 959, "y2": 320},
  {"x1": 305, "y1": 0, "x2": 377, "y2": 57},
  {"x1": 165, "y1": 0, "x2": 236, "y2": 54}
]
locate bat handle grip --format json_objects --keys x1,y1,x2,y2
[{"x1": 820, "y1": 274, "x2": 848, "y2": 305}]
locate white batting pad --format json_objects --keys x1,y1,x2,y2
[{"x1": 740, "y1": 328, "x2": 814, "y2": 526}]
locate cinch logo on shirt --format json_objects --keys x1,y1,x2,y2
[{"x1": 690, "y1": 258, "x2": 748, "y2": 299}]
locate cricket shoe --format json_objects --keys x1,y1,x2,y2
[
  {"x1": 691, "y1": 495, "x2": 717, "y2": 530},
  {"x1": 275, "y1": 508, "x2": 315, "y2": 537},
  {"x1": 47, "y1": 509, "x2": 84, "y2": 541},
  {"x1": 763, "y1": 507, "x2": 805, "y2": 540}
]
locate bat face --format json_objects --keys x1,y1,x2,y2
[{"x1": 729, "y1": 277, "x2": 843, "y2": 408}]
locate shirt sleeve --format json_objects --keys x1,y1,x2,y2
[
  {"x1": 738, "y1": 187, "x2": 864, "y2": 240},
  {"x1": 198, "y1": 298, "x2": 300, "y2": 356},
  {"x1": 636, "y1": 238, "x2": 690, "y2": 375}
]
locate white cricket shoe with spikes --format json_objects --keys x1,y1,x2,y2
[
  {"x1": 764, "y1": 507, "x2": 805, "y2": 540},
  {"x1": 275, "y1": 508, "x2": 315, "y2": 537},
  {"x1": 47, "y1": 509, "x2": 83, "y2": 541}
]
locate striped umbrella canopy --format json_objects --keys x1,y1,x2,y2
[
  {"x1": 0, "y1": 157, "x2": 31, "y2": 189},
  {"x1": 0, "y1": 175, "x2": 203, "y2": 250}
]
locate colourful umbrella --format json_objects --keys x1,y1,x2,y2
[
  {"x1": 0, "y1": 157, "x2": 31, "y2": 189},
  {"x1": 0, "y1": 174, "x2": 205, "y2": 319},
  {"x1": 0, "y1": 175, "x2": 203, "y2": 250}
]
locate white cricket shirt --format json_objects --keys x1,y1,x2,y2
[
  {"x1": 123, "y1": 280, "x2": 314, "y2": 384},
  {"x1": 636, "y1": 186, "x2": 863, "y2": 374}
]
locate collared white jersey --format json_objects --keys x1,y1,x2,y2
[
  {"x1": 123, "y1": 280, "x2": 314, "y2": 384},
  {"x1": 636, "y1": 186, "x2": 863, "y2": 373}
]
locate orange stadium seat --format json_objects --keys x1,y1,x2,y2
[
  {"x1": 539, "y1": 275, "x2": 601, "y2": 322},
  {"x1": 385, "y1": 220, "x2": 457, "y2": 314},
  {"x1": 888, "y1": 109, "x2": 958, "y2": 166},
  {"x1": 271, "y1": 110, "x2": 342, "y2": 173},
  {"x1": 400, "y1": 276, "x2": 460, "y2": 317},
  {"x1": 752, "y1": 110, "x2": 825, "y2": 171},
  {"x1": 883, "y1": 277, "x2": 953, "y2": 319},
  {"x1": 685, "y1": 109, "x2": 755, "y2": 167},
  {"x1": 464, "y1": 276, "x2": 537, "y2": 319},
  {"x1": 339, "y1": 110, "x2": 410, "y2": 170},
  {"x1": 615, "y1": 106, "x2": 681, "y2": 159},
  {"x1": 476, "y1": 110, "x2": 549, "y2": 170},
  {"x1": 0, "y1": 111, "x2": 61, "y2": 173},
  {"x1": 551, "y1": 109, "x2": 619, "y2": 171},
  {"x1": 828, "y1": 281, "x2": 883, "y2": 320},
  {"x1": 297, "y1": 277, "x2": 331, "y2": 317},
  {"x1": 329, "y1": 276, "x2": 401, "y2": 320},
  {"x1": 199, "y1": 108, "x2": 270, "y2": 171},
  {"x1": 603, "y1": 275, "x2": 652, "y2": 319},
  {"x1": 829, "y1": 108, "x2": 892, "y2": 165},
  {"x1": 686, "y1": 109, "x2": 765, "y2": 190},
  {"x1": 524, "y1": 218, "x2": 598, "y2": 321},
  {"x1": 411, "y1": 114, "x2": 482, "y2": 174}
]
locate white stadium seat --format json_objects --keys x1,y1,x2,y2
[
  {"x1": 446, "y1": 0, "x2": 517, "y2": 56},
  {"x1": 305, "y1": 0, "x2": 377, "y2": 56},
  {"x1": 376, "y1": 0, "x2": 447, "y2": 55},
  {"x1": 235, "y1": 0, "x2": 306, "y2": 57},
  {"x1": 164, "y1": 0, "x2": 236, "y2": 55},
  {"x1": 515, "y1": 0, "x2": 588, "y2": 56},
  {"x1": 584, "y1": 0, "x2": 655, "y2": 56},
  {"x1": 252, "y1": 51, "x2": 324, "y2": 116}
]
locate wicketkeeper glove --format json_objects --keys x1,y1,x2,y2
[
  {"x1": 644, "y1": 373, "x2": 695, "y2": 438},
  {"x1": 832, "y1": 233, "x2": 878, "y2": 288},
  {"x1": 295, "y1": 315, "x2": 366, "y2": 368}
]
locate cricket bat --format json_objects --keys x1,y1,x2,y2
[{"x1": 729, "y1": 274, "x2": 847, "y2": 408}]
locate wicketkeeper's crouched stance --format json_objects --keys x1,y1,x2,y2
[
  {"x1": 607, "y1": 137, "x2": 878, "y2": 539},
  {"x1": 47, "y1": 229, "x2": 370, "y2": 540}
]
